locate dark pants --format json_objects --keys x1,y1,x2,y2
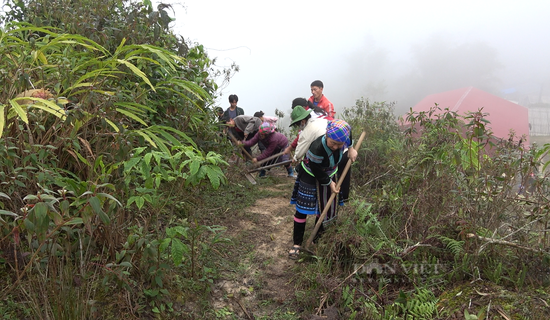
[
  {"x1": 291, "y1": 149, "x2": 352, "y2": 246},
  {"x1": 338, "y1": 150, "x2": 351, "y2": 204}
]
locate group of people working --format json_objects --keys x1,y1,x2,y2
[
  {"x1": 216, "y1": 94, "x2": 292, "y2": 177},
  {"x1": 217, "y1": 80, "x2": 358, "y2": 260}
]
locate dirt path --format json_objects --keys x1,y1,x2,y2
[{"x1": 211, "y1": 170, "x2": 300, "y2": 319}]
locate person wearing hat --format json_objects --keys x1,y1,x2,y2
[
  {"x1": 238, "y1": 122, "x2": 293, "y2": 177},
  {"x1": 284, "y1": 103, "x2": 357, "y2": 202},
  {"x1": 288, "y1": 119, "x2": 357, "y2": 259},
  {"x1": 284, "y1": 105, "x2": 328, "y2": 162},
  {"x1": 284, "y1": 98, "x2": 334, "y2": 158}
]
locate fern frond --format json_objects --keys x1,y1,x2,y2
[{"x1": 438, "y1": 235, "x2": 465, "y2": 257}]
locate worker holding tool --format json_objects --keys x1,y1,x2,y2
[
  {"x1": 283, "y1": 98, "x2": 333, "y2": 160},
  {"x1": 288, "y1": 119, "x2": 357, "y2": 260},
  {"x1": 237, "y1": 122, "x2": 294, "y2": 178},
  {"x1": 227, "y1": 115, "x2": 262, "y2": 156},
  {"x1": 284, "y1": 104, "x2": 357, "y2": 207},
  {"x1": 284, "y1": 105, "x2": 328, "y2": 163}
]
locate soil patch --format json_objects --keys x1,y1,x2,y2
[{"x1": 211, "y1": 170, "x2": 300, "y2": 318}]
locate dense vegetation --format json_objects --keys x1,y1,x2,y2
[
  {"x1": 304, "y1": 100, "x2": 550, "y2": 319},
  {"x1": 0, "y1": 0, "x2": 235, "y2": 318},
  {"x1": 2, "y1": 0, "x2": 550, "y2": 319}
]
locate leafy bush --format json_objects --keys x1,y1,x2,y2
[{"x1": 0, "y1": 1, "x2": 235, "y2": 318}]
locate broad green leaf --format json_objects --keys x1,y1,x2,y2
[
  {"x1": 8, "y1": 99, "x2": 28, "y2": 124},
  {"x1": 104, "y1": 118, "x2": 120, "y2": 132},
  {"x1": 68, "y1": 69, "x2": 122, "y2": 90},
  {"x1": 151, "y1": 125, "x2": 197, "y2": 148},
  {"x1": 0, "y1": 210, "x2": 17, "y2": 217},
  {"x1": 135, "y1": 131, "x2": 157, "y2": 148},
  {"x1": 124, "y1": 156, "x2": 142, "y2": 172},
  {"x1": 65, "y1": 82, "x2": 94, "y2": 89},
  {"x1": 24, "y1": 219, "x2": 35, "y2": 232},
  {"x1": 116, "y1": 59, "x2": 155, "y2": 91},
  {"x1": 114, "y1": 102, "x2": 156, "y2": 114},
  {"x1": 88, "y1": 196, "x2": 110, "y2": 224},
  {"x1": 73, "y1": 150, "x2": 91, "y2": 166},
  {"x1": 206, "y1": 166, "x2": 226, "y2": 189},
  {"x1": 0, "y1": 104, "x2": 5, "y2": 138},
  {"x1": 141, "y1": 129, "x2": 170, "y2": 154},
  {"x1": 65, "y1": 217, "x2": 84, "y2": 225},
  {"x1": 135, "y1": 196, "x2": 145, "y2": 209},
  {"x1": 91, "y1": 90, "x2": 115, "y2": 96},
  {"x1": 159, "y1": 238, "x2": 171, "y2": 252},
  {"x1": 96, "y1": 192, "x2": 122, "y2": 207},
  {"x1": 33, "y1": 202, "x2": 50, "y2": 235},
  {"x1": 172, "y1": 225, "x2": 188, "y2": 238},
  {"x1": 14, "y1": 97, "x2": 65, "y2": 119},
  {"x1": 153, "y1": 152, "x2": 162, "y2": 166},
  {"x1": 51, "y1": 38, "x2": 106, "y2": 53},
  {"x1": 166, "y1": 227, "x2": 176, "y2": 238},
  {"x1": 139, "y1": 44, "x2": 178, "y2": 71},
  {"x1": 113, "y1": 37, "x2": 127, "y2": 57},
  {"x1": 126, "y1": 196, "x2": 137, "y2": 207},
  {"x1": 48, "y1": 210, "x2": 64, "y2": 225},
  {"x1": 143, "y1": 152, "x2": 153, "y2": 165},
  {"x1": 171, "y1": 238, "x2": 185, "y2": 266},
  {"x1": 116, "y1": 108, "x2": 148, "y2": 126},
  {"x1": 36, "y1": 50, "x2": 48, "y2": 64},
  {"x1": 189, "y1": 160, "x2": 200, "y2": 176}
]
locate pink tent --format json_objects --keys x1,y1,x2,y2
[{"x1": 411, "y1": 86, "x2": 530, "y2": 144}]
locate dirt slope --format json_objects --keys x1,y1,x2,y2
[{"x1": 211, "y1": 169, "x2": 301, "y2": 319}]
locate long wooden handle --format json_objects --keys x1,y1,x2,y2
[
  {"x1": 227, "y1": 131, "x2": 254, "y2": 161},
  {"x1": 254, "y1": 150, "x2": 286, "y2": 167},
  {"x1": 247, "y1": 160, "x2": 293, "y2": 173},
  {"x1": 305, "y1": 131, "x2": 366, "y2": 249}
]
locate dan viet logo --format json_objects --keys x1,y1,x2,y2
[{"x1": 354, "y1": 259, "x2": 448, "y2": 283}]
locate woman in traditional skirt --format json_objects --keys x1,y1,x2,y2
[{"x1": 289, "y1": 119, "x2": 355, "y2": 259}]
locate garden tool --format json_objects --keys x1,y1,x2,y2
[
  {"x1": 247, "y1": 160, "x2": 292, "y2": 173},
  {"x1": 227, "y1": 131, "x2": 257, "y2": 185},
  {"x1": 305, "y1": 131, "x2": 366, "y2": 250},
  {"x1": 253, "y1": 150, "x2": 287, "y2": 167}
]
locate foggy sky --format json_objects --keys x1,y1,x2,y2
[{"x1": 158, "y1": 0, "x2": 550, "y2": 118}]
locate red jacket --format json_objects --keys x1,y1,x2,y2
[{"x1": 308, "y1": 95, "x2": 335, "y2": 118}]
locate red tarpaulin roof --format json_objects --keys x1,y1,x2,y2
[{"x1": 411, "y1": 86, "x2": 530, "y2": 144}]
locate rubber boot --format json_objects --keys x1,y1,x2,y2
[{"x1": 287, "y1": 166, "x2": 294, "y2": 177}]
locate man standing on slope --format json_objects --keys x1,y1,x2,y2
[{"x1": 308, "y1": 80, "x2": 335, "y2": 118}]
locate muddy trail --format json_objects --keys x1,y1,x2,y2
[{"x1": 210, "y1": 167, "x2": 309, "y2": 319}]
